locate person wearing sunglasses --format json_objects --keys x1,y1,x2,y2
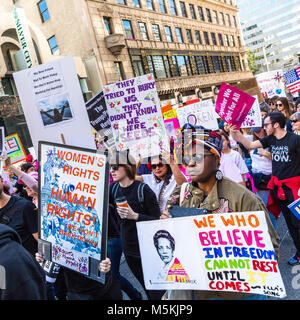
[
  {"x1": 109, "y1": 151, "x2": 164, "y2": 300},
  {"x1": 136, "y1": 149, "x2": 187, "y2": 213},
  {"x1": 276, "y1": 97, "x2": 293, "y2": 132},
  {"x1": 268, "y1": 95, "x2": 279, "y2": 112},
  {"x1": 290, "y1": 112, "x2": 300, "y2": 135},
  {"x1": 229, "y1": 112, "x2": 300, "y2": 266},
  {"x1": 160, "y1": 125, "x2": 279, "y2": 300}
]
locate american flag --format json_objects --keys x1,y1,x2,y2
[{"x1": 283, "y1": 67, "x2": 300, "y2": 93}]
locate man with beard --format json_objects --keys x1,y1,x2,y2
[{"x1": 161, "y1": 124, "x2": 279, "y2": 300}]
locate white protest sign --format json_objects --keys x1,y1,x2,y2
[
  {"x1": 241, "y1": 96, "x2": 262, "y2": 128},
  {"x1": 13, "y1": 56, "x2": 95, "y2": 152},
  {"x1": 176, "y1": 99, "x2": 219, "y2": 130},
  {"x1": 137, "y1": 211, "x2": 286, "y2": 298},
  {"x1": 103, "y1": 74, "x2": 168, "y2": 159},
  {"x1": 256, "y1": 70, "x2": 286, "y2": 99}
]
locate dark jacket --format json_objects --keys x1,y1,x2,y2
[{"x1": 0, "y1": 224, "x2": 46, "y2": 300}]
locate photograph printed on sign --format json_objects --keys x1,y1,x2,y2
[{"x1": 37, "y1": 93, "x2": 74, "y2": 127}]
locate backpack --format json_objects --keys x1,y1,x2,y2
[{"x1": 111, "y1": 182, "x2": 146, "y2": 211}]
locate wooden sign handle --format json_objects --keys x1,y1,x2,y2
[{"x1": 60, "y1": 134, "x2": 66, "y2": 145}]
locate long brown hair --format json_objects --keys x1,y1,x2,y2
[{"x1": 276, "y1": 97, "x2": 293, "y2": 118}]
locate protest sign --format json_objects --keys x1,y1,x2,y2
[
  {"x1": 4, "y1": 133, "x2": 26, "y2": 165},
  {"x1": 164, "y1": 118, "x2": 180, "y2": 138},
  {"x1": 288, "y1": 198, "x2": 300, "y2": 221},
  {"x1": 177, "y1": 99, "x2": 218, "y2": 130},
  {"x1": 38, "y1": 141, "x2": 109, "y2": 282},
  {"x1": 283, "y1": 67, "x2": 300, "y2": 94},
  {"x1": 137, "y1": 211, "x2": 286, "y2": 298},
  {"x1": 215, "y1": 83, "x2": 255, "y2": 130},
  {"x1": 241, "y1": 96, "x2": 262, "y2": 128},
  {"x1": 13, "y1": 56, "x2": 95, "y2": 152},
  {"x1": 103, "y1": 74, "x2": 168, "y2": 159},
  {"x1": 256, "y1": 70, "x2": 286, "y2": 99},
  {"x1": 163, "y1": 109, "x2": 177, "y2": 120},
  {"x1": 85, "y1": 90, "x2": 114, "y2": 149}
]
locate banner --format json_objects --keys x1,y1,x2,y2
[
  {"x1": 215, "y1": 83, "x2": 255, "y2": 130},
  {"x1": 4, "y1": 133, "x2": 26, "y2": 165},
  {"x1": 177, "y1": 99, "x2": 218, "y2": 130},
  {"x1": 13, "y1": 56, "x2": 96, "y2": 152},
  {"x1": 85, "y1": 90, "x2": 114, "y2": 149},
  {"x1": 137, "y1": 211, "x2": 286, "y2": 298},
  {"x1": 103, "y1": 74, "x2": 168, "y2": 158},
  {"x1": 38, "y1": 141, "x2": 109, "y2": 282},
  {"x1": 241, "y1": 96, "x2": 262, "y2": 128},
  {"x1": 256, "y1": 70, "x2": 286, "y2": 99}
]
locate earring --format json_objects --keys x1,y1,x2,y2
[{"x1": 215, "y1": 170, "x2": 223, "y2": 181}]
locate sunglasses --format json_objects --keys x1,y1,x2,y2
[
  {"x1": 291, "y1": 119, "x2": 299, "y2": 124},
  {"x1": 182, "y1": 153, "x2": 212, "y2": 166},
  {"x1": 150, "y1": 163, "x2": 164, "y2": 170},
  {"x1": 263, "y1": 122, "x2": 273, "y2": 128},
  {"x1": 276, "y1": 103, "x2": 283, "y2": 107},
  {"x1": 111, "y1": 164, "x2": 122, "y2": 171}
]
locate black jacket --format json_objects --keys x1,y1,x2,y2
[{"x1": 0, "y1": 224, "x2": 46, "y2": 300}]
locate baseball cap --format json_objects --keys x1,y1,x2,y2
[{"x1": 250, "y1": 118, "x2": 264, "y2": 133}]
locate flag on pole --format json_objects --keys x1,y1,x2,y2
[{"x1": 283, "y1": 67, "x2": 300, "y2": 93}]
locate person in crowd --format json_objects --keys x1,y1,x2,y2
[
  {"x1": 249, "y1": 124, "x2": 276, "y2": 229},
  {"x1": 223, "y1": 122, "x2": 239, "y2": 151},
  {"x1": 218, "y1": 130, "x2": 248, "y2": 187},
  {"x1": 260, "y1": 102, "x2": 269, "y2": 118},
  {"x1": 294, "y1": 97, "x2": 300, "y2": 113},
  {"x1": 229, "y1": 112, "x2": 300, "y2": 265},
  {"x1": 240, "y1": 128, "x2": 253, "y2": 174},
  {"x1": 276, "y1": 97, "x2": 293, "y2": 132},
  {"x1": 290, "y1": 112, "x2": 300, "y2": 135},
  {"x1": 161, "y1": 124, "x2": 279, "y2": 300},
  {"x1": 110, "y1": 151, "x2": 164, "y2": 300},
  {"x1": 0, "y1": 224, "x2": 47, "y2": 300},
  {"x1": 136, "y1": 149, "x2": 187, "y2": 213},
  {"x1": 268, "y1": 95, "x2": 279, "y2": 112}
]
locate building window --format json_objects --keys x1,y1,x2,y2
[
  {"x1": 226, "y1": 14, "x2": 231, "y2": 26},
  {"x1": 189, "y1": 4, "x2": 196, "y2": 19},
  {"x1": 211, "y1": 56, "x2": 221, "y2": 73},
  {"x1": 218, "y1": 33, "x2": 224, "y2": 46},
  {"x1": 195, "y1": 30, "x2": 202, "y2": 44},
  {"x1": 180, "y1": 2, "x2": 187, "y2": 17},
  {"x1": 219, "y1": 12, "x2": 225, "y2": 25},
  {"x1": 103, "y1": 17, "x2": 113, "y2": 35},
  {"x1": 237, "y1": 36, "x2": 241, "y2": 47},
  {"x1": 169, "y1": 0, "x2": 177, "y2": 15},
  {"x1": 159, "y1": 0, "x2": 166, "y2": 13},
  {"x1": 132, "y1": 0, "x2": 141, "y2": 7},
  {"x1": 175, "y1": 27, "x2": 183, "y2": 43},
  {"x1": 193, "y1": 56, "x2": 208, "y2": 74},
  {"x1": 164, "y1": 26, "x2": 173, "y2": 42},
  {"x1": 186, "y1": 29, "x2": 193, "y2": 43},
  {"x1": 212, "y1": 10, "x2": 219, "y2": 24},
  {"x1": 203, "y1": 31, "x2": 210, "y2": 45},
  {"x1": 224, "y1": 34, "x2": 229, "y2": 46},
  {"x1": 138, "y1": 22, "x2": 149, "y2": 40},
  {"x1": 230, "y1": 35, "x2": 235, "y2": 46},
  {"x1": 114, "y1": 62, "x2": 125, "y2": 81},
  {"x1": 206, "y1": 8, "x2": 212, "y2": 22},
  {"x1": 147, "y1": 55, "x2": 171, "y2": 79},
  {"x1": 198, "y1": 6, "x2": 204, "y2": 21},
  {"x1": 233, "y1": 16, "x2": 237, "y2": 27},
  {"x1": 47, "y1": 35, "x2": 59, "y2": 54},
  {"x1": 211, "y1": 32, "x2": 217, "y2": 45},
  {"x1": 122, "y1": 20, "x2": 134, "y2": 39},
  {"x1": 146, "y1": 0, "x2": 154, "y2": 10},
  {"x1": 117, "y1": 0, "x2": 126, "y2": 4},
  {"x1": 152, "y1": 24, "x2": 161, "y2": 41},
  {"x1": 38, "y1": 0, "x2": 50, "y2": 23},
  {"x1": 172, "y1": 55, "x2": 192, "y2": 77},
  {"x1": 131, "y1": 55, "x2": 145, "y2": 77}
]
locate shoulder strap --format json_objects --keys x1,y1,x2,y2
[
  {"x1": 0, "y1": 197, "x2": 19, "y2": 225},
  {"x1": 179, "y1": 182, "x2": 189, "y2": 206},
  {"x1": 137, "y1": 182, "x2": 145, "y2": 209},
  {"x1": 111, "y1": 182, "x2": 120, "y2": 200}
]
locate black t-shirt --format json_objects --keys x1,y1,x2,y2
[
  {"x1": 109, "y1": 181, "x2": 161, "y2": 257},
  {"x1": 0, "y1": 196, "x2": 38, "y2": 256},
  {"x1": 259, "y1": 132, "x2": 300, "y2": 180}
]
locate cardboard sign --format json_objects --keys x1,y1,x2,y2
[
  {"x1": 288, "y1": 197, "x2": 300, "y2": 221},
  {"x1": 215, "y1": 83, "x2": 255, "y2": 130},
  {"x1": 241, "y1": 96, "x2": 262, "y2": 128},
  {"x1": 103, "y1": 74, "x2": 168, "y2": 159},
  {"x1": 13, "y1": 56, "x2": 96, "y2": 152},
  {"x1": 137, "y1": 211, "x2": 286, "y2": 298},
  {"x1": 85, "y1": 90, "x2": 114, "y2": 149},
  {"x1": 256, "y1": 70, "x2": 286, "y2": 99},
  {"x1": 4, "y1": 133, "x2": 26, "y2": 165},
  {"x1": 38, "y1": 141, "x2": 109, "y2": 282},
  {"x1": 177, "y1": 99, "x2": 219, "y2": 130}
]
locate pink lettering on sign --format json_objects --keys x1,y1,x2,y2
[{"x1": 215, "y1": 83, "x2": 255, "y2": 130}]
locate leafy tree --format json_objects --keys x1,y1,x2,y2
[{"x1": 247, "y1": 50, "x2": 259, "y2": 74}]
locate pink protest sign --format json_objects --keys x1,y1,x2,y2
[
  {"x1": 164, "y1": 118, "x2": 180, "y2": 138},
  {"x1": 215, "y1": 83, "x2": 256, "y2": 129}
]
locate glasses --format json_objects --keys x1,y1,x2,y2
[
  {"x1": 263, "y1": 122, "x2": 273, "y2": 128},
  {"x1": 291, "y1": 119, "x2": 299, "y2": 124},
  {"x1": 150, "y1": 163, "x2": 164, "y2": 170},
  {"x1": 182, "y1": 153, "x2": 213, "y2": 166},
  {"x1": 111, "y1": 164, "x2": 122, "y2": 171},
  {"x1": 276, "y1": 103, "x2": 283, "y2": 107}
]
